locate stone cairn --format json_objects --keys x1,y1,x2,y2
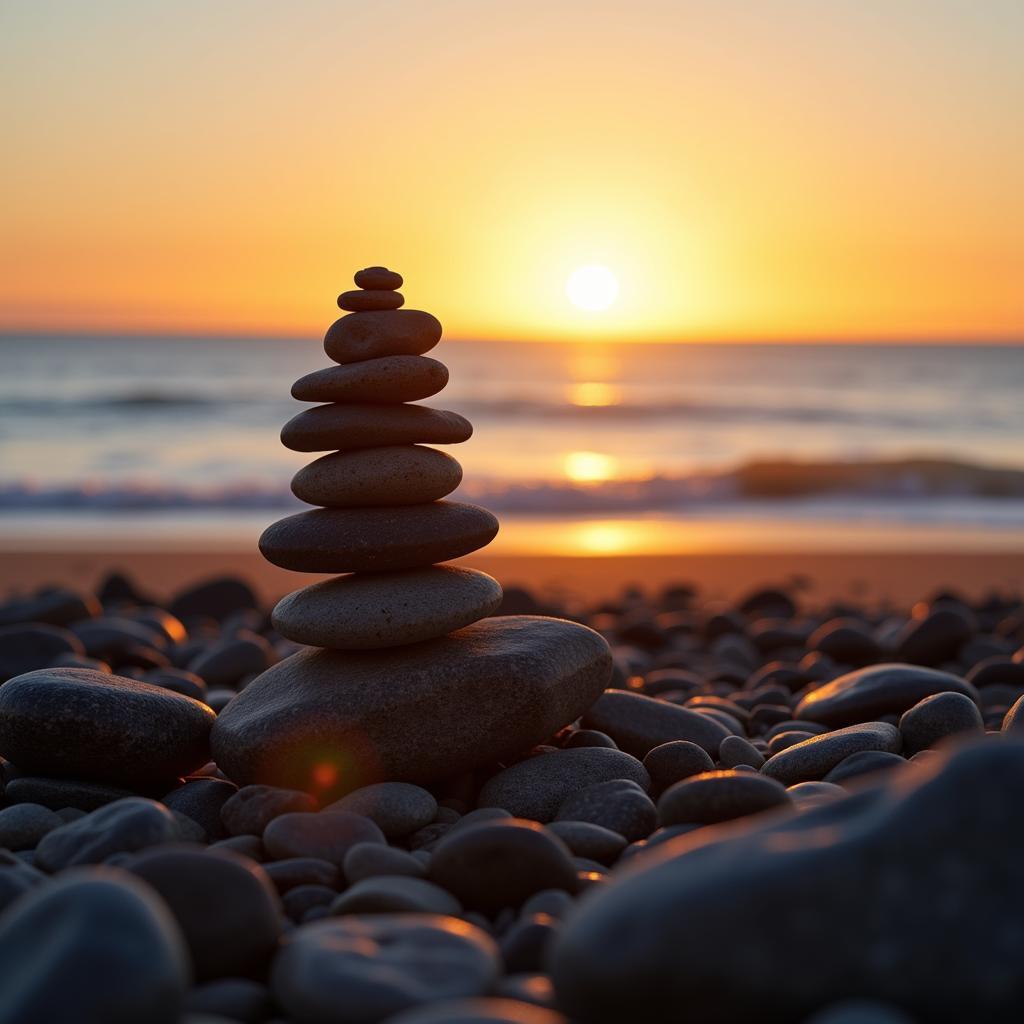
[{"x1": 211, "y1": 269, "x2": 611, "y2": 798}]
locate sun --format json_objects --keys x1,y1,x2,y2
[{"x1": 566, "y1": 265, "x2": 619, "y2": 312}]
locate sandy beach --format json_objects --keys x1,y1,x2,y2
[{"x1": 3, "y1": 547, "x2": 1022, "y2": 608}]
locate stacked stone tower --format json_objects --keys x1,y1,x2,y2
[{"x1": 211, "y1": 269, "x2": 611, "y2": 798}]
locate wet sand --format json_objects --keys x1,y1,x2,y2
[{"x1": 2, "y1": 548, "x2": 1021, "y2": 606}]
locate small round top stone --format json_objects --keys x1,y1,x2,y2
[{"x1": 354, "y1": 267, "x2": 403, "y2": 290}]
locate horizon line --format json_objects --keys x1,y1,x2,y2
[{"x1": 1, "y1": 327, "x2": 1022, "y2": 347}]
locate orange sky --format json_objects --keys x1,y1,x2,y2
[{"x1": 2, "y1": 1, "x2": 1022, "y2": 342}]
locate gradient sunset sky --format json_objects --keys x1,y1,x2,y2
[{"x1": 2, "y1": 1, "x2": 1021, "y2": 342}]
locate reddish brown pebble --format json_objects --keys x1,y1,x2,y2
[
  {"x1": 258, "y1": 502, "x2": 499, "y2": 573},
  {"x1": 337, "y1": 290, "x2": 405, "y2": 312},
  {"x1": 291, "y1": 356, "x2": 449, "y2": 405},
  {"x1": 280, "y1": 404, "x2": 472, "y2": 453},
  {"x1": 354, "y1": 267, "x2": 403, "y2": 290},
  {"x1": 324, "y1": 310, "x2": 442, "y2": 365}
]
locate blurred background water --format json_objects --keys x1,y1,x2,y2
[{"x1": 1, "y1": 336, "x2": 1022, "y2": 553}]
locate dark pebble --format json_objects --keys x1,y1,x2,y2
[
  {"x1": 162, "y1": 778, "x2": 237, "y2": 840},
  {"x1": 582, "y1": 689, "x2": 731, "y2": 758},
  {"x1": 35, "y1": 797, "x2": 186, "y2": 871},
  {"x1": 183, "y1": 978, "x2": 273, "y2": 1024},
  {"x1": 554, "y1": 779, "x2": 656, "y2": 842},
  {"x1": 642, "y1": 740, "x2": 715, "y2": 794},
  {"x1": 0, "y1": 868, "x2": 189, "y2": 1023},
  {"x1": 262, "y1": 856, "x2": 339, "y2": 892},
  {"x1": 429, "y1": 820, "x2": 578, "y2": 915},
  {"x1": 657, "y1": 770, "x2": 791, "y2": 826},
  {"x1": 271, "y1": 915, "x2": 499, "y2": 1021},
  {"x1": 262, "y1": 810, "x2": 385, "y2": 865},
  {"x1": 899, "y1": 691, "x2": 985, "y2": 756},
  {"x1": 0, "y1": 668, "x2": 214, "y2": 787},
  {"x1": 477, "y1": 748, "x2": 649, "y2": 823},
  {"x1": 220, "y1": 784, "x2": 318, "y2": 836},
  {"x1": 129, "y1": 846, "x2": 283, "y2": 980}
]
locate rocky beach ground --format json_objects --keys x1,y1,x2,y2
[{"x1": 0, "y1": 571, "x2": 1022, "y2": 1022}]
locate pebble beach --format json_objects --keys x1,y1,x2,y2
[{"x1": 0, "y1": 270, "x2": 1022, "y2": 1024}]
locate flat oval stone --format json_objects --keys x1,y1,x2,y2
[
  {"x1": 354, "y1": 266, "x2": 404, "y2": 290},
  {"x1": 0, "y1": 668, "x2": 215, "y2": 786},
  {"x1": 478, "y1": 748, "x2": 650, "y2": 823},
  {"x1": 272, "y1": 567, "x2": 503, "y2": 649},
  {"x1": 271, "y1": 915, "x2": 500, "y2": 1022},
  {"x1": 292, "y1": 356, "x2": 449, "y2": 404},
  {"x1": 324, "y1": 310, "x2": 442, "y2": 364},
  {"x1": 582, "y1": 690, "x2": 732, "y2": 758},
  {"x1": 291, "y1": 446, "x2": 463, "y2": 507},
  {"x1": 211, "y1": 617, "x2": 611, "y2": 796},
  {"x1": 761, "y1": 722, "x2": 903, "y2": 786},
  {"x1": 281, "y1": 403, "x2": 471, "y2": 453},
  {"x1": 657, "y1": 770, "x2": 791, "y2": 826},
  {"x1": 259, "y1": 503, "x2": 498, "y2": 573},
  {"x1": 796, "y1": 664, "x2": 980, "y2": 727},
  {"x1": 0, "y1": 869, "x2": 190, "y2": 1024},
  {"x1": 337, "y1": 289, "x2": 405, "y2": 312}
]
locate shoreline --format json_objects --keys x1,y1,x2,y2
[{"x1": 3, "y1": 548, "x2": 1021, "y2": 605}]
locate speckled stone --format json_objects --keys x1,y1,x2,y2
[
  {"x1": 337, "y1": 289, "x2": 405, "y2": 311},
  {"x1": 212, "y1": 617, "x2": 611, "y2": 796},
  {"x1": 354, "y1": 267, "x2": 404, "y2": 290},
  {"x1": 281, "y1": 403, "x2": 471, "y2": 453},
  {"x1": 291, "y1": 445, "x2": 463, "y2": 507},
  {"x1": 272, "y1": 567, "x2": 503, "y2": 649},
  {"x1": 761, "y1": 721, "x2": 903, "y2": 786},
  {"x1": 291, "y1": 356, "x2": 449, "y2": 404},
  {"x1": 0, "y1": 668, "x2": 214, "y2": 787},
  {"x1": 259, "y1": 502, "x2": 498, "y2": 573},
  {"x1": 324, "y1": 310, "x2": 442, "y2": 364},
  {"x1": 795, "y1": 664, "x2": 979, "y2": 728}
]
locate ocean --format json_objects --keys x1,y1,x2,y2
[{"x1": 1, "y1": 335, "x2": 1022, "y2": 554}]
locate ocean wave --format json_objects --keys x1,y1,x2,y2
[
  {"x1": 2, "y1": 458, "x2": 1024, "y2": 515},
  {"x1": 0, "y1": 393, "x2": 967, "y2": 431}
]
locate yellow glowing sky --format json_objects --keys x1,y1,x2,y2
[{"x1": 1, "y1": 1, "x2": 1022, "y2": 341}]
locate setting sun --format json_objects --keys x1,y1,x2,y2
[{"x1": 566, "y1": 266, "x2": 619, "y2": 312}]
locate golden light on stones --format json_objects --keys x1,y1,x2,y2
[
  {"x1": 566, "y1": 265, "x2": 619, "y2": 312},
  {"x1": 564, "y1": 451, "x2": 617, "y2": 484}
]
